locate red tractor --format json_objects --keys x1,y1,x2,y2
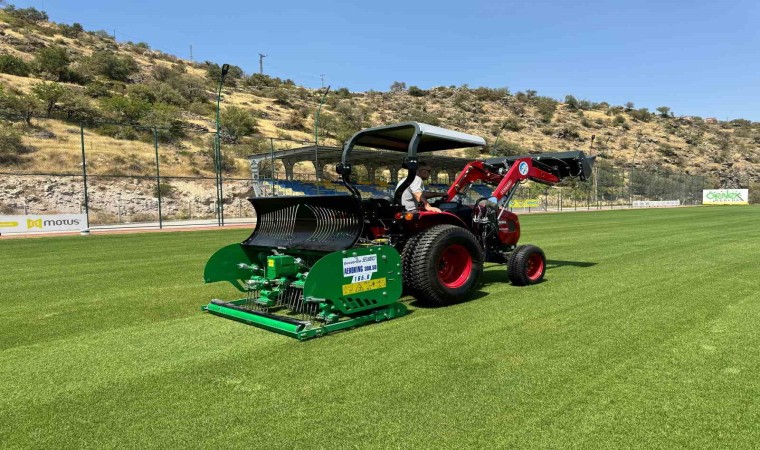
[{"x1": 246, "y1": 122, "x2": 594, "y2": 307}]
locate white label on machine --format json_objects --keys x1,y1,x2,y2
[
  {"x1": 0, "y1": 214, "x2": 87, "y2": 233},
  {"x1": 342, "y1": 254, "x2": 378, "y2": 283}
]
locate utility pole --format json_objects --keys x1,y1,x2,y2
[
  {"x1": 189, "y1": 45, "x2": 193, "y2": 62},
  {"x1": 320, "y1": 74, "x2": 325, "y2": 88},
  {"x1": 259, "y1": 53, "x2": 267, "y2": 75}
]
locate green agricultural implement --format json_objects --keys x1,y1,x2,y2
[
  {"x1": 202, "y1": 196, "x2": 406, "y2": 340},
  {"x1": 203, "y1": 122, "x2": 593, "y2": 340}
]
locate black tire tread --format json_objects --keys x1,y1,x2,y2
[
  {"x1": 407, "y1": 224, "x2": 484, "y2": 306},
  {"x1": 400, "y1": 233, "x2": 423, "y2": 297},
  {"x1": 507, "y1": 244, "x2": 546, "y2": 286}
]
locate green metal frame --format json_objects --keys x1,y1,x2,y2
[
  {"x1": 203, "y1": 300, "x2": 407, "y2": 340},
  {"x1": 202, "y1": 244, "x2": 408, "y2": 340}
]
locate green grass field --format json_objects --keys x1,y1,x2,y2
[{"x1": 1, "y1": 207, "x2": 759, "y2": 448}]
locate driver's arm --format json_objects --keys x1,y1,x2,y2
[{"x1": 412, "y1": 190, "x2": 442, "y2": 213}]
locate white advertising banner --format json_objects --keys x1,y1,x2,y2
[
  {"x1": 632, "y1": 200, "x2": 681, "y2": 207},
  {"x1": 0, "y1": 214, "x2": 87, "y2": 233},
  {"x1": 702, "y1": 189, "x2": 749, "y2": 205}
]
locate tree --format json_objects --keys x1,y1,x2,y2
[
  {"x1": 0, "y1": 53, "x2": 31, "y2": 76},
  {"x1": 3, "y1": 5, "x2": 48, "y2": 23},
  {"x1": 205, "y1": 62, "x2": 244, "y2": 85},
  {"x1": 59, "y1": 23, "x2": 84, "y2": 38},
  {"x1": 565, "y1": 95, "x2": 580, "y2": 110},
  {"x1": 390, "y1": 81, "x2": 406, "y2": 92},
  {"x1": 0, "y1": 86, "x2": 42, "y2": 125},
  {"x1": 85, "y1": 51, "x2": 139, "y2": 81},
  {"x1": 656, "y1": 106, "x2": 672, "y2": 118},
  {"x1": 100, "y1": 96, "x2": 151, "y2": 123},
  {"x1": 33, "y1": 46, "x2": 70, "y2": 81},
  {"x1": 408, "y1": 86, "x2": 426, "y2": 97},
  {"x1": 220, "y1": 106, "x2": 257, "y2": 143},
  {"x1": 31, "y1": 82, "x2": 67, "y2": 117},
  {"x1": 59, "y1": 89, "x2": 99, "y2": 123},
  {"x1": 0, "y1": 125, "x2": 26, "y2": 165},
  {"x1": 625, "y1": 102, "x2": 635, "y2": 111}
]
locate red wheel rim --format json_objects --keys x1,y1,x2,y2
[
  {"x1": 437, "y1": 244, "x2": 473, "y2": 288},
  {"x1": 525, "y1": 253, "x2": 544, "y2": 281}
]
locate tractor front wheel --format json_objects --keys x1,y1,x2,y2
[
  {"x1": 507, "y1": 245, "x2": 546, "y2": 286},
  {"x1": 407, "y1": 225, "x2": 484, "y2": 306}
]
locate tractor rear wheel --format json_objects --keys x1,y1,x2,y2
[
  {"x1": 407, "y1": 225, "x2": 484, "y2": 306},
  {"x1": 400, "y1": 233, "x2": 423, "y2": 297},
  {"x1": 507, "y1": 245, "x2": 546, "y2": 286}
]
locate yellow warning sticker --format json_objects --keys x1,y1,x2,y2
[
  {"x1": 342, "y1": 277, "x2": 386, "y2": 296},
  {"x1": 268, "y1": 259, "x2": 275, "y2": 267}
]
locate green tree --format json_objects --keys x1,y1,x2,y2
[
  {"x1": 564, "y1": 95, "x2": 580, "y2": 110},
  {"x1": 140, "y1": 103, "x2": 185, "y2": 141},
  {"x1": 220, "y1": 106, "x2": 257, "y2": 143},
  {"x1": 31, "y1": 81, "x2": 67, "y2": 116},
  {"x1": 85, "y1": 50, "x2": 139, "y2": 81},
  {"x1": 0, "y1": 86, "x2": 42, "y2": 125},
  {"x1": 33, "y1": 45, "x2": 70, "y2": 81},
  {"x1": 59, "y1": 89, "x2": 99, "y2": 123},
  {"x1": 390, "y1": 81, "x2": 406, "y2": 92},
  {"x1": 100, "y1": 96, "x2": 151, "y2": 122},
  {"x1": 408, "y1": 86, "x2": 426, "y2": 97},
  {"x1": 59, "y1": 22, "x2": 84, "y2": 38},
  {"x1": 656, "y1": 106, "x2": 672, "y2": 118},
  {"x1": 3, "y1": 5, "x2": 48, "y2": 23},
  {"x1": 0, "y1": 53, "x2": 31, "y2": 76},
  {"x1": 0, "y1": 125, "x2": 27, "y2": 165}
]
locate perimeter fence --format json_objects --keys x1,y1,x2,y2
[
  {"x1": 0, "y1": 116, "x2": 310, "y2": 229},
  {"x1": 2, "y1": 115, "x2": 721, "y2": 231}
]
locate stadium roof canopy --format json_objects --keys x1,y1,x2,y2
[{"x1": 247, "y1": 145, "x2": 476, "y2": 182}]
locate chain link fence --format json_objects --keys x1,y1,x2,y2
[
  {"x1": 0, "y1": 118, "x2": 309, "y2": 229},
  {"x1": 1, "y1": 116, "x2": 724, "y2": 231}
]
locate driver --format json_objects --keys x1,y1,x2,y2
[{"x1": 396, "y1": 161, "x2": 442, "y2": 213}]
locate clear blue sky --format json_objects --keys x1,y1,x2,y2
[{"x1": 15, "y1": 0, "x2": 760, "y2": 120}]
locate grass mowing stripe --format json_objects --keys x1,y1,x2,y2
[{"x1": 1, "y1": 206, "x2": 758, "y2": 448}]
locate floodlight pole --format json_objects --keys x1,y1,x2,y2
[
  {"x1": 491, "y1": 122, "x2": 507, "y2": 157},
  {"x1": 215, "y1": 64, "x2": 230, "y2": 226},
  {"x1": 314, "y1": 85, "x2": 331, "y2": 194}
]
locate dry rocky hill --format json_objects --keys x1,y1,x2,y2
[{"x1": 1, "y1": 5, "x2": 758, "y2": 219}]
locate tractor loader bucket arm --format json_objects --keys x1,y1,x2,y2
[{"x1": 485, "y1": 151, "x2": 595, "y2": 181}]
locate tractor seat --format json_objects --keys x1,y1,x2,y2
[{"x1": 362, "y1": 197, "x2": 397, "y2": 219}]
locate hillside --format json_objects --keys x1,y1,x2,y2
[{"x1": 1, "y1": 5, "x2": 758, "y2": 202}]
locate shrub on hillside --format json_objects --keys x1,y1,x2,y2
[
  {"x1": 3, "y1": 5, "x2": 48, "y2": 24},
  {"x1": 0, "y1": 125, "x2": 28, "y2": 165},
  {"x1": 31, "y1": 81, "x2": 67, "y2": 117},
  {"x1": 534, "y1": 96, "x2": 557, "y2": 123},
  {"x1": 128, "y1": 82, "x2": 187, "y2": 107},
  {"x1": 59, "y1": 23, "x2": 84, "y2": 38},
  {"x1": 33, "y1": 45, "x2": 70, "y2": 81},
  {"x1": 0, "y1": 53, "x2": 31, "y2": 76},
  {"x1": 408, "y1": 86, "x2": 426, "y2": 97},
  {"x1": 629, "y1": 107, "x2": 652, "y2": 122},
  {"x1": 84, "y1": 51, "x2": 139, "y2": 82},
  {"x1": 221, "y1": 106, "x2": 257, "y2": 143}
]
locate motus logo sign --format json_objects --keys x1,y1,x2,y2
[
  {"x1": 0, "y1": 214, "x2": 86, "y2": 233},
  {"x1": 518, "y1": 161, "x2": 529, "y2": 176},
  {"x1": 27, "y1": 218, "x2": 81, "y2": 229}
]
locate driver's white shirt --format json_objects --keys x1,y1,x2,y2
[{"x1": 396, "y1": 176, "x2": 424, "y2": 211}]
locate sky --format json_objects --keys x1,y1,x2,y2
[{"x1": 13, "y1": 0, "x2": 760, "y2": 121}]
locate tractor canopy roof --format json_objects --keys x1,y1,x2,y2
[{"x1": 344, "y1": 121, "x2": 486, "y2": 153}]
